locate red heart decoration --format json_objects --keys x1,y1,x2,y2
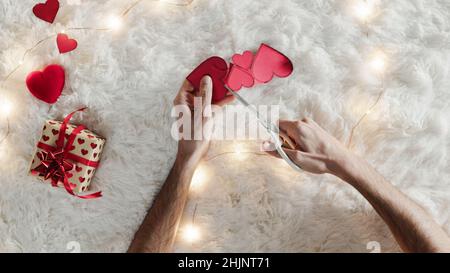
[
  {"x1": 42, "y1": 135, "x2": 50, "y2": 142},
  {"x1": 77, "y1": 139, "x2": 85, "y2": 145},
  {"x1": 232, "y1": 51, "x2": 253, "y2": 70},
  {"x1": 186, "y1": 56, "x2": 229, "y2": 104},
  {"x1": 52, "y1": 129, "x2": 59, "y2": 135},
  {"x1": 81, "y1": 149, "x2": 88, "y2": 155},
  {"x1": 93, "y1": 153, "x2": 98, "y2": 158},
  {"x1": 251, "y1": 44, "x2": 294, "y2": 83},
  {"x1": 78, "y1": 177, "x2": 85, "y2": 183},
  {"x1": 26, "y1": 64, "x2": 65, "y2": 104},
  {"x1": 67, "y1": 172, "x2": 73, "y2": 178},
  {"x1": 57, "y1": 33, "x2": 78, "y2": 54},
  {"x1": 225, "y1": 64, "x2": 255, "y2": 91},
  {"x1": 32, "y1": 0, "x2": 60, "y2": 24},
  {"x1": 76, "y1": 166, "x2": 82, "y2": 172},
  {"x1": 90, "y1": 143, "x2": 97, "y2": 149},
  {"x1": 87, "y1": 170, "x2": 92, "y2": 175}
]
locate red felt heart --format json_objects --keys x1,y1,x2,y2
[
  {"x1": 57, "y1": 33, "x2": 78, "y2": 54},
  {"x1": 251, "y1": 44, "x2": 294, "y2": 83},
  {"x1": 232, "y1": 51, "x2": 253, "y2": 70},
  {"x1": 186, "y1": 56, "x2": 229, "y2": 104},
  {"x1": 225, "y1": 64, "x2": 255, "y2": 91},
  {"x1": 32, "y1": 0, "x2": 60, "y2": 24},
  {"x1": 26, "y1": 64, "x2": 65, "y2": 104}
]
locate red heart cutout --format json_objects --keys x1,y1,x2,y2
[
  {"x1": 69, "y1": 145, "x2": 76, "y2": 151},
  {"x1": 57, "y1": 33, "x2": 78, "y2": 54},
  {"x1": 77, "y1": 139, "x2": 85, "y2": 145},
  {"x1": 232, "y1": 51, "x2": 253, "y2": 70},
  {"x1": 67, "y1": 172, "x2": 73, "y2": 178},
  {"x1": 33, "y1": 0, "x2": 60, "y2": 24},
  {"x1": 76, "y1": 166, "x2": 82, "y2": 172},
  {"x1": 90, "y1": 143, "x2": 97, "y2": 149},
  {"x1": 186, "y1": 56, "x2": 229, "y2": 104},
  {"x1": 251, "y1": 44, "x2": 294, "y2": 83},
  {"x1": 26, "y1": 64, "x2": 65, "y2": 104},
  {"x1": 225, "y1": 64, "x2": 255, "y2": 91},
  {"x1": 78, "y1": 177, "x2": 85, "y2": 183},
  {"x1": 81, "y1": 149, "x2": 88, "y2": 155},
  {"x1": 42, "y1": 135, "x2": 50, "y2": 142},
  {"x1": 52, "y1": 129, "x2": 59, "y2": 135},
  {"x1": 93, "y1": 153, "x2": 98, "y2": 158}
]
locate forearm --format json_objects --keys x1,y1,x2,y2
[
  {"x1": 336, "y1": 155, "x2": 450, "y2": 253},
  {"x1": 128, "y1": 154, "x2": 197, "y2": 253}
]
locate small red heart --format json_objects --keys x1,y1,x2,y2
[
  {"x1": 186, "y1": 56, "x2": 229, "y2": 104},
  {"x1": 26, "y1": 64, "x2": 65, "y2": 104},
  {"x1": 225, "y1": 64, "x2": 255, "y2": 91},
  {"x1": 251, "y1": 43, "x2": 294, "y2": 83},
  {"x1": 93, "y1": 153, "x2": 98, "y2": 158},
  {"x1": 70, "y1": 182, "x2": 77, "y2": 189},
  {"x1": 69, "y1": 145, "x2": 76, "y2": 151},
  {"x1": 33, "y1": 0, "x2": 60, "y2": 24},
  {"x1": 42, "y1": 135, "x2": 50, "y2": 142},
  {"x1": 81, "y1": 149, "x2": 88, "y2": 155},
  {"x1": 79, "y1": 177, "x2": 85, "y2": 183},
  {"x1": 52, "y1": 129, "x2": 59, "y2": 135},
  {"x1": 232, "y1": 51, "x2": 254, "y2": 70},
  {"x1": 77, "y1": 139, "x2": 85, "y2": 145},
  {"x1": 57, "y1": 33, "x2": 78, "y2": 54},
  {"x1": 90, "y1": 143, "x2": 97, "y2": 149},
  {"x1": 75, "y1": 166, "x2": 82, "y2": 172},
  {"x1": 66, "y1": 172, "x2": 73, "y2": 178},
  {"x1": 87, "y1": 170, "x2": 92, "y2": 175}
]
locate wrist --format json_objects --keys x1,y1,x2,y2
[{"x1": 331, "y1": 152, "x2": 362, "y2": 184}]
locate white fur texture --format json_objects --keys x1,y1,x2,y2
[{"x1": 0, "y1": 0, "x2": 449, "y2": 253}]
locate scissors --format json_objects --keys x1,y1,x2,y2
[{"x1": 224, "y1": 86, "x2": 302, "y2": 172}]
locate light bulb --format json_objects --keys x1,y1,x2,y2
[
  {"x1": 0, "y1": 98, "x2": 13, "y2": 117},
  {"x1": 182, "y1": 224, "x2": 200, "y2": 243},
  {"x1": 106, "y1": 15, "x2": 123, "y2": 31},
  {"x1": 368, "y1": 52, "x2": 387, "y2": 74},
  {"x1": 353, "y1": 1, "x2": 374, "y2": 21}
]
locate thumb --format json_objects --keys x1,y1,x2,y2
[
  {"x1": 199, "y1": 76, "x2": 213, "y2": 108},
  {"x1": 263, "y1": 142, "x2": 305, "y2": 164}
]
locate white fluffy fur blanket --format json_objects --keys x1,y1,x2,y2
[{"x1": 0, "y1": 0, "x2": 449, "y2": 252}]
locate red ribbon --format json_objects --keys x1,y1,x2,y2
[{"x1": 32, "y1": 108, "x2": 102, "y2": 199}]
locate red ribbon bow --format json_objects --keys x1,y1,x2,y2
[{"x1": 32, "y1": 108, "x2": 102, "y2": 199}]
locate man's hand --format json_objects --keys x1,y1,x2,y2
[
  {"x1": 265, "y1": 117, "x2": 450, "y2": 252},
  {"x1": 174, "y1": 77, "x2": 234, "y2": 167},
  {"x1": 265, "y1": 118, "x2": 353, "y2": 176}
]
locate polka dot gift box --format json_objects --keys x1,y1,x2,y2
[{"x1": 29, "y1": 108, "x2": 105, "y2": 199}]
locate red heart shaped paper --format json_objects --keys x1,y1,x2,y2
[
  {"x1": 232, "y1": 51, "x2": 253, "y2": 70},
  {"x1": 33, "y1": 0, "x2": 60, "y2": 24},
  {"x1": 57, "y1": 33, "x2": 78, "y2": 54},
  {"x1": 225, "y1": 64, "x2": 255, "y2": 91},
  {"x1": 251, "y1": 44, "x2": 294, "y2": 83},
  {"x1": 26, "y1": 64, "x2": 65, "y2": 104},
  {"x1": 186, "y1": 56, "x2": 229, "y2": 104}
]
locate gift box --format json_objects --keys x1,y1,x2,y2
[{"x1": 29, "y1": 108, "x2": 105, "y2": 199}]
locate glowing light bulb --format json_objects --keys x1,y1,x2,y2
[
  {"x1": 182, "y1": 224, "x2": 200, "y2": 243},
  {"x1": 234, "y1": 143, "x2": 247, "y2": 160},
  {"x1": 191, "y1": 165, "x2": 208, "y2": 191},
  {"x1": 368, "y1": 52, "x2": 387, "y2": 74},
  {"x1": 0, "y1": 98, "x2": 13, "y2": 117},
  {"x1": 106, "y1": 15, "x2": 123, "y2": 31},
  {"x1": 353, "y1": 1, "x2": 374, "y2": 21}
]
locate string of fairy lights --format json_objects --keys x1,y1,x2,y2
[{"x1": 0, "y1": 0, "x2": 389, "y2": 246}]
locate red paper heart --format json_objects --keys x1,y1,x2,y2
[
  {"x1": 232, "y1": 51, "x2": 253, "y2": 70},
  {"x1": 26, "y1": 64, "x2": 65, "y2": 104},
  {"x1": 225, "y1": 64, "x2": 255, "y2": 91},
  {"x1": 57, "y1": 33, "x2": 78, "y2": 54},
  {"x1": 251, "y1": 44, "x2": 294, "y2": 83},
  {"x1": 186, "y1": 56, "x2": 229, "y2": 104},
  {"x1": 32, "y1": 0, "x2": 60, "y2": 24}
]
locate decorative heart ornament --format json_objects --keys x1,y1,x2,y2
[
  {"x1": 186, "y1": 56, "x2": 229, "y2": 103},
  {"x1": 232, "y1": 51, "x2": 253, "y2": 70},
  {"x1": 26, "y1": 64, "x2": 65, "y2": 104},
  {"x1": 226, "y1": 64, "x2": 255, "y2": 91},
  {"x1": 251, "y1": 44, "x2": 294, "y2": 83},
  {"x1": 57, "y1": 33, "x2": 78, "y2": 54},
  {"x1": 33, "y1": 0, "x2": 60, "y2": 24}
]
